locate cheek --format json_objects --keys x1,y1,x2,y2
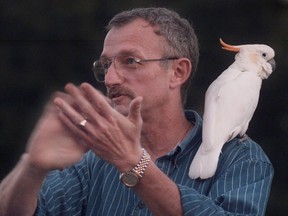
[
  {"x1": 135, "y1": 77, "x2": 169, "y2": 98},
  {"x1": 132, "y1": 66, "x2": 172, "y2": 101},
  {"x1": 137, "y1": 78, "x2": 170, "y2": 108}
]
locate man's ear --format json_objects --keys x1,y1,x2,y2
[{"x1": 170, "y1": 58, "x2": 192, "y2": 89}]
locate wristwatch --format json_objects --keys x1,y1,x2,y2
[{"x1": 119, "y1": 149, "x2": 151, "y2": 187}]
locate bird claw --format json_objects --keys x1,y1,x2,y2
[{"x1": 238, "y1": 134, "x2": 248, "y2": 142}]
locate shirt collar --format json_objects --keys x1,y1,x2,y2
[{"x1": 163, "y1": 110, "x2": 202, "y2": 159}]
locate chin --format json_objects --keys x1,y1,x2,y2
[{"x1": 113, "y1": 105, "x2": 129, "y2": 116}]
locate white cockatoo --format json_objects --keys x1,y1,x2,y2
[{"x1": 189, "y1": 39, "x2": 276, "y2": 179}]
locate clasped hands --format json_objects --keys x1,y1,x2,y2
[{"x1": 26, "y1": 82, "x2": 144, "y2": 173}]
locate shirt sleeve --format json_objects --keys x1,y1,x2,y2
[
  {"x1": 34, "y1": 153, "x2": 93, "y2": 216},
  {"x1": 178, "y1": 159, "x2": 274, "y2": 216}
]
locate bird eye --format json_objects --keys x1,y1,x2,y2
[{"x1": 262, "y1": 53, "x2": 267, "y2": 58}]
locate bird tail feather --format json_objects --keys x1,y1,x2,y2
[{"x1": 188, "y1": 144, "x2": 221, "y2": 179}]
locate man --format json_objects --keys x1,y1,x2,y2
[{"x1": 0, "y1": 7, "x2": 273, "y2": 216}]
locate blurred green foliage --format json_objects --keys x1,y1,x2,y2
[{"x1": 1, "y1": 0, "x2": 287, "y2": 215}]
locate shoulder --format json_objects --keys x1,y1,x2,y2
[
  {"x1": 223, "y1": 136, "x2": 271, "y2": 163},
  {"x1": 215, "y1": 136, "x2": 273, "y2": 177}
]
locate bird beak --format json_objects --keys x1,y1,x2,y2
[
  {"x1": 220, "y1": 38, "x2": 240, "y2": 52},
  {"x1": 268, "y1": 58, "x2": 276, "y2": 71}
]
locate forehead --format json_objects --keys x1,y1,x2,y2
[{"x1": 101, "y1": 19, "x2": 165, "y2": 57}]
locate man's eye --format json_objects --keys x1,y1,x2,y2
[
  {"x1": 102, "y1": 60, "x2": 112, "y2": 69},
  {"x1": 123, "y1": 57, "x2": 138, "y2": 65}
]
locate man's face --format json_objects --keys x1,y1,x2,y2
[{"x1": 101, "y1": 19, "x2": 174, "y2": 117}]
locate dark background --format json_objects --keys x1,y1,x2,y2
[{"x1": 0, "y1": 0, "x2": 287, "y2": 215}]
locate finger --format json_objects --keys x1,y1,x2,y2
[
  {"x1": 80, "y1": 83, "x2": 113, "y2": 106},
  {"x1": 54, "y1": 97, "x2": 102, "y2": 146},
  {"x1": 40, "y1": 91, "x2": 67, "y2": 114},
  {"x1": 57, "y1": 111, "x2": 95, "y2": 146},
  {"x1": 128, "y1": 96, "x2": 143, "y2": 125},
  {"x1": 51, "y1": 91, "x2": 74, "y2": 105},
  {"x1": 80, "y1": 82, "x2": 114, "y2": 117},
  {"x1": 65, "y1": 83, "x2": 113, "y2": 127},
  {"x1": 64, "y1": 83, "x2": 96, "y2": 114},
  {"x1": 54, "y1": 97, "x2": 87, "y2": 126}
]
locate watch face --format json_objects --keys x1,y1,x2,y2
[{"x1": 120, "y1": 172, "x2": 139, "y2": 187}]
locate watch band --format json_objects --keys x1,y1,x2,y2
[
  {"x1": 133, "y1": 148, "x2": 151, "y2": 178},
  {"x1": 119, "y1": 148, "x2": 151, "y2": 187}
]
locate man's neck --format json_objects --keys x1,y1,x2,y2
[{"x1": 140, "y1": 109, "x2": 193, "y2": 160}]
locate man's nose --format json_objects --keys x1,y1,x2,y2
[{"x1": 105, "y1": 63, "x2": 124, "y2": 88}]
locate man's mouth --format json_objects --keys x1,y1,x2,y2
[
  {"x1": 108, "y1": 86, "x2": 135, "y2": 100},
  {"x1": 110, "y1": 93, "x2": 127, "y2": 100},
  {"x1": 109, "y1": 92, "x2": 123, "y2": 99}
]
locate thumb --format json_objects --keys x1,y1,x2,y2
[{"x1": 128, "y1": 96, "x2": 143, "y2": 124}]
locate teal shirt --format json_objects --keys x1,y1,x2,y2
[{"x1": 35, "y1": 111, "x2": 274, "y2": 215}]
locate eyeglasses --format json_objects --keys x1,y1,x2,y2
[{"x1": 92, "y1": 55, "x2": 179, "y2": 82}]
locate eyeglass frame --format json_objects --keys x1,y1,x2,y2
[{"x1": 92, "y1": 55, "x2": 179, "y2": 82}]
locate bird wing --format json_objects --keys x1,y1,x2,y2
[
  {"x1": 203, "y1": 69, "x2": 261, "y2": 146},
  {"x1": 189, "y1": 68, "x2": 261, "y2": 179}
]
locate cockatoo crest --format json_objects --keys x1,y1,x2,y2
[
  {"x1": 188, "y1": 39, "x2": 276, "y2": 179},
  {"x1": 221, "y1": 39, "x2": 276, "y2": 79}
]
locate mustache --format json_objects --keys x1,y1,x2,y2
[{"x1": 107, "y1": 86, "x2": 136, "y2": 99}]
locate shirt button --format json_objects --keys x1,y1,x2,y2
[{"x1": 138, "y1": 201, "x2": 145, "y2": 209}]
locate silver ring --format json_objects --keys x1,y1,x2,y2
[{"x1": 79, "y1": 119, "x2": 87, "y2": 127}]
